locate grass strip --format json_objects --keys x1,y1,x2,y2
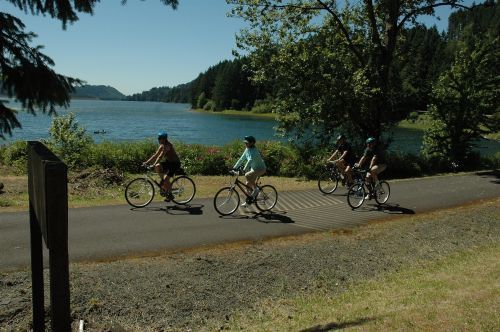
[{"x1": 207, "y1": 245, "x2": 500, "y2": 331}]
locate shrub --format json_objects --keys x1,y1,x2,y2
[
  {"x1": 44, "y1": 113, "x2": 93, "y2": 169},
  {"x1": 0, "y1": 141, "x2": 28, "y2": 173}
]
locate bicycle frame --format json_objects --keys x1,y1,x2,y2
[{"x1": 228, "y1": 172, "x2": 259, "y2": 201}]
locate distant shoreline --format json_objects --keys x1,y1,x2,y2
[{"x1": 189, "y1": 108, "x2": 276, "y2": 119}]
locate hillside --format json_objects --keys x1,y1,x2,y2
[{"x1": 71, "y1": 85, "x2": 125, "y2": 100}]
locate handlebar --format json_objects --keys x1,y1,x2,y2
[{"x1": 229, "y1": 166, "x2": 244, "y2": 176}]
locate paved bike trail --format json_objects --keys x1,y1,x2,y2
[{"x1": 1, "y1": 171, "x2": 499, "y2": 270}]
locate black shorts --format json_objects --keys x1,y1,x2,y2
[{"x1": 160, "y1": 161, "x2": 181, "y2": 177}]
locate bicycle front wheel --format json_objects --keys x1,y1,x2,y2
[
  {"x1": 347, "y1": 183, "x2": 365, "y2": 209},
  {"x1": 125, "y1": 178, "x2": 155, "y2": 208},
  {"x1": 374, "y1": 181, "x2": 390, "y2": 205},
  {"x1": 171, "y1": 176, "x2": 196, "y2": 205},
  {"x1": 214, "y1": 187, "x2": 240, "y2": 216},
  {"x1": 318, "y1": 170, "x2": 339, "y2": 194},
  {"x1": 255, "y1": 185, "x2": 278, "y2": 212}
]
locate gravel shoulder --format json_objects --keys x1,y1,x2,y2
[{"x1": 1, "y1": 198, "x2": 499, "y2": 331}]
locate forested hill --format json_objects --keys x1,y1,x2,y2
[
  {"x1": 125, "y1": 0, "x2": 498, "y2": 112},
  {"x1": 71, "y1": 85, "x2": 126, "y2": 100}
]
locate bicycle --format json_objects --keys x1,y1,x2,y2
[
  {"x1": 317, "y1": 162, "x2": 344, "y2": 194},
  {"x1": 124, "y1": 165, "x2": 196, "y2": 208},
  {"x1": 346, "y1": 166, "x2": 390, "y2": 209},
  {"x1": 213, "y1": 168, "x2": 278, "y2": 216}
]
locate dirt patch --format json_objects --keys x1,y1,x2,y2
[
  {"x1": 69, "y1": 168, "x2": 125, "y2": 191},
  {"x1": 0, "y1": 199, "x2": 499, "y2": 331}
]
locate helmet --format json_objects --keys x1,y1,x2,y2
[
  {"x1": 366, "y1": 137, "x2": 376, "y2": 144},
  {"x1": 244, "y1": 135, "x2": 256, "y2": 144},
  {"x1": 336, "y1": 134, "x2": 346, "y2": 141},
  {"x1": 158, "y1": 131, "x2": 168, "y2": 139}
]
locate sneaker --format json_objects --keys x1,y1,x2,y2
[
  {"x1": 164, "y1": 193, "x2": 174, "y2": 202},
  {"x1": 241, "y1": 201, "x2": 249, "y2": 208},
  {"x1": 365, "y1": 194, "x2": 372, "y2": 200}
]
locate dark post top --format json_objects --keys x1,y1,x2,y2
[{"x1": 27, "y1": 141, "x2": 68, "y2": 249}]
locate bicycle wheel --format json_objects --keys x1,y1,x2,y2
[
  {"x1": 214, "y1": 187, "x2": 240, "y2": 216},
  {"x1": 255, "y1": 185, "x2": 278, "y2": 212},
  {"x1": 318, "y1": 170, "x2": 339, "y2": 194},
  {"x1": 374, "y1": 181, "x2": 390, "y2": 205},
  {"x1": 347, "y1": 183, "x2": 365, "y2": 209},
  {"x1": 125, "y1": 178, "x2": 155, "y2": 208},
  {"x1": 171, "y1": 176, "x2": 196, "y2": 205}
]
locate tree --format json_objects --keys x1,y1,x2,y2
[
  {"x1": 0, "y1": 0, "x2": 178, "y2": 139},
  {"x1": 228, "y1": 0, "x2": 472, "y2": 144},
  {"x1": 422, "y1": 38, "x2": 500, "y2": 167}
]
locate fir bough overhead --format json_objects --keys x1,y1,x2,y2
[{"x1": 0, "y1": 0, "x2": 179, "y2": 139}]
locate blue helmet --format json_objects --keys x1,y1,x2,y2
[
  {"x1": 158, "y1": 131, "x2": 168, "y2": 139},
  {"x1": 366, "y1": 137, "x2": 376, "y2": 144}
]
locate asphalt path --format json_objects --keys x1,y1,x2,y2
[{"x1": 0, "y1": 171, "x2": 499, "y2": 270}]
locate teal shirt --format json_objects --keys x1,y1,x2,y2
[{"x1": 234, "y1": 147, "x2": 267, "y2": 171}]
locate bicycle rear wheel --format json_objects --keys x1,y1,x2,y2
[
  {"x1": 125, "y1": 178, "x2": 155, "y2": 208},
  {"x1": 374, "y1": 181, "x2": 390, "y2": 205},
  {"x1": 171, "y1": 176, "x2": 196, "y2": 205},
  {"x1": 318, "y1": 170, "x2": 339, "y2": 194},
  {"x1": 214, "y1": 187, "x2": 240, "y2": 216},
  {"x1": 255, "y1": 185, "x2": 278, "y2": 212},
  {"x1": 347, "y1": 183, "x2": 365, "y2": 209}
]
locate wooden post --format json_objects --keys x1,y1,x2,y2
[{"x1": 27, "y1": 141, "x2": 70, "y2": 331}]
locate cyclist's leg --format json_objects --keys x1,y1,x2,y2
[
  {"x1": 371, "y1": 164, "x2": 387, "y2": 184},
  {"x1": 245, "y1": 169, "x2": 266, "y2": 194},
  {"x1": 345, "y1": 164, "x2": 353, "y2": 185}
]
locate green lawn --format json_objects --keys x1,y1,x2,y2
[{"x1": 203, "y1": 244, "x2": 500, "y2": 331}]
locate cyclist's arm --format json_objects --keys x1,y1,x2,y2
[
  {"x1": 339, "y1": 150, "x2": 348, "y2": 161},
  {"x1": 369, "y1": 155, "x2": 377, "y2": 169},
  {"x1": 327, "y1": 150, "x2": 339, "y2": 162},
  {"x1": 356, "y1": 156, "x2": 366, "y2": 167},
  {"x1": 233, "y1": 150, "x2": 247, "y2": 169},
  {"x1": 144, "y1": 146, "x2": 163, "y2": 165},
  {"x1": 152, "y1": 145, "x2": 166, "y2": 165}
]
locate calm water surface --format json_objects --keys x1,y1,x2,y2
[
  {"x1": 4, "y1": 100, "x2": 279, "y2": 145},
  {"x1": 3, "y1": 99, "x2": 499, "y2": 155}
]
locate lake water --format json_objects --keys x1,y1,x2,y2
[{"x1": 2, "y1": 99, "x2": 499, "y2": 155}]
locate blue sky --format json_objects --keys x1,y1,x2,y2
[{"x1": 3, "y1": 0, "x2": 477, "y2": 95}]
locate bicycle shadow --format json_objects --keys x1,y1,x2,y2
[
  {"x1": 130, "y1": 204, "x2": 204, "y2": 215},
  {"x1": 353, "y1": 203, "x2": 415, "y2": 215},
  {"x1": 476, "y1": 169, "x2": 500, "y2": 184},
  {"x1": 218, "y1": 210, "x2": 294, "y2": 224}
]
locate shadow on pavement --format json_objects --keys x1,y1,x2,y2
[
  {"x1": 130, "y1": 204, "x2": 204, "y2": 215},
  {"x1": 163, "y1": 204, "x2": 204, "y2": 215},
  {"x1": 252, "y1": 210, "x2": 294, "y2": 224},
  {"x1": 476, "y1": 170, "x2": 500, "y2": 184},
  {"x1": 377, "y1": 203, "x2": 415, "y2": 215},
  {"x1": 352, "y1": 203, "x2": 415, "y2": 215},
  {"x1": 218, "y1": 210, "x2": 294, "y2": 224},
  {"x1": 299, "y1": 316, "x2": 376, "y2": 331}
]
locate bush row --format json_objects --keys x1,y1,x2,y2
[{"x1": 1, "y1": 139, "x2": 499, "y2": 179}]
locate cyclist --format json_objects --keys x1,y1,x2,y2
[
  {"x1": 143, "y1": 131, "x2": 181, "y2": 201},
  {"x1": 355, "y1": 137, "x2": 387, "y2": 199},
  {"x1": 326, "y1": 134, "x2": 356, "y2": 186},
  {"x1": 233, "y1": 135, "x2": 267, "y2": 207}
]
